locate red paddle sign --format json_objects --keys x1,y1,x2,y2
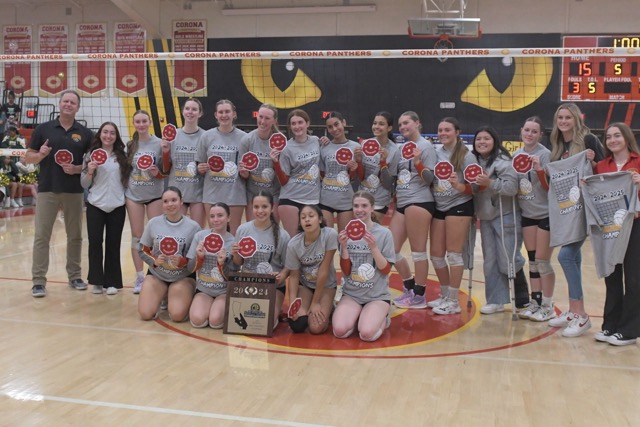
[
  {"x1": 203, "y1": 232, "x2": 224, "y2": 254},
  {"x1": 335, "y1": 147, "x2": 354, "y2": 166},
  {"x1": 513, "y1": 153, "x2": 533, "y2": 173},
  {"x1": 162, "y1": 124, "x2": 177, "y2": 142},
  {"x1": 159, "y1": 236, "x2": 179, "y2": 256},
  {"x1": 401, "y1": 141, "x2": 417, "y2": 160},
  {"x1": 345, "y1": 219, "x2": 367, "y2": 241},
  {"x1": 434, "y1": 161, "x2": 454, "y2": 180},
  {"x1": 361, "y1": 139, "x2": 380, "y2": 157},
  {"x1": 54, "y1": 149, "x2": 73, "y2": 166},
  {"x1": 90, "y1": 148, "x2": 108, "y2": 166},
  {"x1": 207, "y1": 155, "x2": 225, "y2": 172},
  {"x1": 269, "y1": 133, "x2": 287, "y2": 151},
  {"x1": 463, "y1": 164, "x2": 483, "y2": 183},
  {"x1": 288, "y1": 297, "x2": 302, "y2": 318},
  {"x1": 137, "y1": 154, "x2": 154, "y2": 170},
  {"x1": 238, "y1": 236, "x2": 257, "y2": 258},
  {"x1": 241, "y1": 151, "x2": 260, "y2": 171}
]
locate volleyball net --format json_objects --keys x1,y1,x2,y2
[{"x1": 1, "y1": 45, "x2": 638, "y2": 155}]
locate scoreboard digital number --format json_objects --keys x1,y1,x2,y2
[{"x1": 562, "y1": 35, "x2": 640, "y2": 102}]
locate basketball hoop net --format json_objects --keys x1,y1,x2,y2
[{"x1": 434, "y1": 34, "x2": 453, "y2": 62}]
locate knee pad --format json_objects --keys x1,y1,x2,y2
[
  {"x1": 395, "y1": 252, "x2": 404, "y2": 263},
  {"x1": 447, "y1": 252, "x2": 464, "y2": 267},
  {"x1": 333, "y1": 327, "x2": 354, "y2": 339},
  {"x1": 289, "y1": 315, "x2": 309, "y2": 333},
  {"x1": 537, "y1": 259, "x2": 554, "y2": 276},
  {"x1": 527, "y1": 250, "x2": 536, "y2": 262},
  {"x1": 131, "y1": 237, "x2": 140, "y2": 250},
  {"x1": 190, "y1": 318, "x2": 209, "y2": 328},
  {"x1": 411, "y1": 251, "x2": 428, "y2": 262},
  {"x1": 430, "y1": 256, "x2": 447, "y2": 269},
  {"x1": 209, "y1": 322, "x2": 224, "y2": 329}
]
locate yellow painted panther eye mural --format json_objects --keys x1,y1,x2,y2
[
  {"x1": 461, "y1": 57, "x2": 552, "y2": 112},
  {"x1": 241, "y1": 59, "x2": 322, "y2": 108}
]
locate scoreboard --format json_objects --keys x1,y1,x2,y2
[{"x1": 561, "y1": 35, "x2": 640, "y2": 102}]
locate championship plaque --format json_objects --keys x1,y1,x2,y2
[{"x1": 224, "y1": 272, "x2": 277, "y2": 337}]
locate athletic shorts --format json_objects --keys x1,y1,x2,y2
[
  {"x1": 319, "y1": 203, "x2": 351, "y2": 215},
  {"x1": 521, "y1": 216, "x2": 550, "y2": 231},
  {"x1": 433, "y1": 199, "x2": 474, "y2": 220},
  {"x1": 395, "y1": 201, "x2": 435, "y2": 216}
]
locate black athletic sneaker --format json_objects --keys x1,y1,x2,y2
[{"x1": 608, "y1": 333, "x2": 637, "y2": 346}]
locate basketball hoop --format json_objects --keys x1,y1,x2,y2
[{"x1": 434, "y1": 34, "x2": 453, "y2": 62}]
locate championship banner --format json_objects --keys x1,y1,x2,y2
[
  {"x1": 114, "y1": 22, "x2": 146, "y2": 97},
  {"x1": 39, "y1": 24, "x2": 68, "y2": 96},
  {"x1": 3, "y1": 25, "x2": 33, "y2": 95},
  {"x1": 76, "y1": 23, "x2": 107, "y2": 96},
  {"x1": 172, "y1": 20, "x2": 207, "y2": 96}
]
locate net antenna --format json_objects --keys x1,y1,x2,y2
[{"x1": 408, "y1": 0, "x2": 481, "y2": 62}]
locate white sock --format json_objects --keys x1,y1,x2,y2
[{"x1": 542, "y1": 296, "x2": 553, "y2": 306}]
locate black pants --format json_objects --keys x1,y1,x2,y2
[
  {"x1": 603, "y1": 220, "x2": 640, "y2": 338},
  {"x1": 86, "y1": 203, "x2": 126, "y2": 288}
]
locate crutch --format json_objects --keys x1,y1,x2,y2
[
  {"x1": 499, "y1": 195, "x2": 519, "y2": 321},
  {"x1": 464, "y1": 218, "x2": 477, "y2": 310}
]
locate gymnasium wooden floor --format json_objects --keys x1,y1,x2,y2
[{"x1": 0, "y1": 207, "x2": 638, "y2": 426}]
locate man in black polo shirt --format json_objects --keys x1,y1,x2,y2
[{"x1": 25, "y1": 90, "x2": 93, "y2": 297}]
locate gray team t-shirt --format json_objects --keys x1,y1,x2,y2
[
  {"x1": 342, "y1": 222, "x2": 394, "y2": 305},
  {"x1": 545, "y1": 151, "x2": 593, "y2": 247},
  {"x1": 396, "y1": 137, "x2": 437, "y2": 208},
  {"x1": 285, "y1": 227, "x2": 338, "y2": 289},
  {"x1": 432, "y1": 147, "x2": 475, "y2": 212},
  {"x1": 359, "y1": 140, "x2": 400, "y2": 210},
  {"x1": 139, "y1": 215, "x2": 202, "y2": 282},
  {"x1": 239, "y1": 129, "x2": 281, "y2": 203},
  {"x1": 235, "y1": 221, "x2": 291, "y2": 275},
  {"x1": 514, "y1": 144, "x2": 551, "y2": 220},
  {"x1": 320, "y1": 140, "x2": 360, "y2": 211},
  {"x1": 187, "y1": 229, "x2": 235, "y2": 297},
  {"x1": 279, "y1": 136, "x2": 321, "y2": 204},
  {"x1": 125, "y1": 136, "x2": 165, "y2": 203},
  {"x1": 168, "y1": 127, "x2": 205, "y2": 204},
  {"x1": 196, "y1": 127, "x2": 247, "y2": 206},
  {"x1": 583, "y1": 171, "x2": 639, "y2": 278}
]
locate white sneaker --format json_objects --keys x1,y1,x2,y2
[
  {"x1": 517, "y1": 301, "x2": 539, "y2": 319},
  {"x1": 106, "y1": 287, "x2": 118, "y2": 295},
  {"x1": 3, "y1": 198, "x2": 10, "y2": 209},
  {"x1": 10, "y1": 198, "x2": 19, "y2": 208},
  {"x1": 427, "y1": 295, "x2": 445, "y2": 308},
  {"x1": 561, "y1": 314, "x2": 591, "y2": 337},
  {"x1": 433, "y1": 298, "x2": 461, "y2": 315},
  {"x1": 530, "y1": 304, "x2": 556, "y2": 322},
  {"x1": 92, "y1": 284, "x2": 103, "y2": 294},
  {"x1": 133, "y1": 276, "x2": 144, "y2": 294},
  {"x1": 548, "y1": 310, "x2": 574, "y2": 328},
  {"x1": 480, "y1": 304, "x2": 505, "y2": 315},
  {"x1": 16, "y1": 198, "x2": 23, "y2": 207}
]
